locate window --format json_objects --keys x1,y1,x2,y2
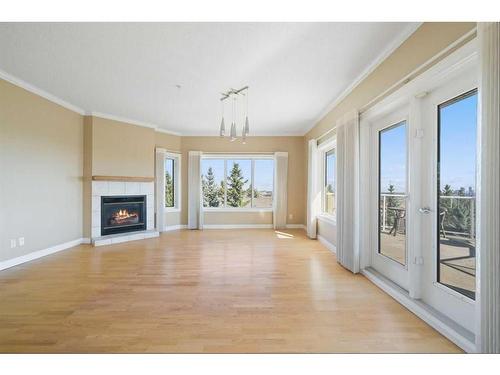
[
  {"x1": 324, "y1": 149, "x2": 336, "y2": 216},
  {"x1": 164, "y1": 152, "x2": 181, "y2": 210},
  {"x1": 378, "y1": 121, "x2": 407, "y2": 266},
  {"x1": 318, "y1": 139, "x2": 336, "y2": 219},
  {"x1": 437, "y1": 89, "x2": 477, "y2": 299},
  {"x1": 165, "y1": 158, "x2": 174, "y2": 208},
  {"x1": 201, "y1": 157, "x2": 274, "y2": 209}
]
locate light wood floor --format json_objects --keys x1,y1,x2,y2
[{"x1": 0, "y1": 229, "x2": 461, "y2": 353}]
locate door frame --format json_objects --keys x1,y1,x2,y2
[{"x1": 359, "y1": 39, "x2": 479, "y2": 351}]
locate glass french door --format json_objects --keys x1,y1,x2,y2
[
  {"x1": 370, "y1": 107, "x2": 409, "y2": 291},
  {"x1": 419, "y1": 69, "x2": 477, "y2": 332},
  {"x1": 365, "y1": 44, "x2": 478, "y2": 334}
]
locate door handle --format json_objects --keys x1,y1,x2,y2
[{"x1": 419, "y1": 207, "x2": 432, "y2": 214}]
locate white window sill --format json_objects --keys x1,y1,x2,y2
[
  {"x1": 203, "y1": 208, "x2": 273, "y2": 213},
  {"x1": 317, "y1": 214, "x2": 337, "y2": 226},
  {"x1": 165, "y1": 207, "x2": 181, "y2": 213}
]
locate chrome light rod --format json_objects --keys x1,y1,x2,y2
[{"x1": 220, "y1": 86, "x2": 249, "y2": 101}]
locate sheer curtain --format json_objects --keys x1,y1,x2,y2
[
  {"x1": 155, "y1": 148, "x2": 166, "y2": 232},
  {"x1": 273, "y1": 152, "x2": 288, "y2": 229},
  {"x1": 477, "y1": 22, "x2": 500, "y2": 353},
  {"x1": 336, "y1": 110, "x2": 360, "y2": 273},
  {"x1": 188, "y1": 151, "x2": 203, "y2": 230},
  {"x1": 306, "y1": 139, "x2": 320, "y2": 238}
]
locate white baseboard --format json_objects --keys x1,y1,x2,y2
[
  {"x1": 203, "y1": 224, "x2": 273, "y2": 229},
  {"x1": 361, "y1": 267, "x2": 476, "y2": 353},
  {"x1": 164, "y1": 225, "x2": 188, "y2": 231},
  {"x1": 0, "y1": 238, "x2": 88, "y2": 272},
  {"x1": 317, "y1": 235, "x2": 337, "y2": 254},
  {"x1": 285, "y1": 224, "x2": 306, "y2": 230}
]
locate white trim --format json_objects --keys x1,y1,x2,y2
[
  {"x1": 285, "y1": 224, "x2": 306, "y2": 230},
  {"x1": 201, "y1": 153, "x2": 274, "y2": 159},
  {"x1": 0, "y1": 68, "x2": 86, "y2": 115},
  {"x1": 165, "y1": 208, "x2": 181, "y2": 213},
  {"x1": 362, "y1": 268, "x2": 476, "y2": 353},
  {"x1": 305, "y1": 23, "x2": 422, "y2": 136},
  {"x1": 0, "y1": 238, "x2": 87, "y2": 272},
  {"x1": 318, "y1": 235, "x2": 337, "y2": 254},
  {"x1": 90, "y1": 111, "x2": 182, "y2": 136},
  {"x1": 203, "y1": 224, "x2": 273, "y2": 229},
  {"x1": 317, "y1": 214, "x2": 337, "y2": 226},
  {"x1": 164, "y1": 224, "x2": 188, "y2": 231},
  {"x1": 204, "y1": 208, "x2": 273, "y2": 213},
  {"x1": 155, "y1": 127, "x2": 183, "y2": 136}
]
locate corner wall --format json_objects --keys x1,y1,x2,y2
[{"x1": 0, "y1": 78, "x2": 84, "y2": 262}]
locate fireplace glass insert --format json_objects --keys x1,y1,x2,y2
[{"x1": 101, "y1": 195, "x2": 146, "y2": 236}]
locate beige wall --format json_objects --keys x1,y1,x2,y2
[
  {"x1": 155, "y1": 131, "x2": 181, "y2": 152},
  {"x1": 180, "y1": 136, "x2": 306, "y2": 226},
  {"x1": 90, "y1": 116, "x2": 156, "y2": 177},
  {"x1": 306, "y1": 22, "x2": 476, "y2": 141},
  {"x1": 0, "y1": 79, "x2": 83, "y2": 262}
]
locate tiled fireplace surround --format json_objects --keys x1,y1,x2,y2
[{"x1": 91, "y1": 180, "x2": 158, "y2": 246}]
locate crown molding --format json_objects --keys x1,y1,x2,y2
[
  {"x1": 155, "y1": 127, "x2": 183, "y2": 136},
  {"x1": 88, "y1": 111, "x2": 182, "y2": 136},
  {"x1": 0, "y1": 68, "x2": 86, "y2": 115},
  {"x1": 303, "y1": 22, "x2": 422, "y2": 136}
]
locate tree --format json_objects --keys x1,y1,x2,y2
[
  {"x1": 165, "y1": 171, "x2": 174, "y2": 207},
  {"x1": 226, "y1": 162, "x2": 248, "y2": 207},
  {"x1": 218, "y1": 180, "x2": 226, "y2": 205},
  {"x1": 202, "y1": 167, "x2": 220, "y2": 207},
  {"x1": 385, "y1": 183, "x2": 398, "y2": 228}
]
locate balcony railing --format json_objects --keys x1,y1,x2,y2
[{"x1": 380, "y1": 193, "x2": 475, "y2": 238}]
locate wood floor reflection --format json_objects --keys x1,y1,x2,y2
[{"x1": 0, "y1": 229, "x2": 461, "y2": 353}]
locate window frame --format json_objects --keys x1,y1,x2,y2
[
  {"x1": 317, "y1": 138, "x2": 337, "y2": 222},
  {"x1": 201, "y1": 154, "x2": 275, "y2": 212},
  {"x1": 164, "y1": 152, "x2": 181, "y2": 212}
]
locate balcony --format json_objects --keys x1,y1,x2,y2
[{"x1": 379, "y1": 193, "x2": 476, "y2": 299}]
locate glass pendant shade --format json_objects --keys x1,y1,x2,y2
[
  {"x1": 219, "y1": 117, "x2": 225, "y2": 137},
  {"x1": 242, "y1": 126, "x2": 247, "y2": 144},
  {"x1": 244, "y1": 116, "x2": 250, "y2": 135},
  {"x1": 230, "y1": 122, "x2": 237, "y2": 141}
]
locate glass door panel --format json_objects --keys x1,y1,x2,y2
[
  {"x1": 379, "y1": 121, "x2": 407, "y2": 265},
  {"x1": 437, "y1": 90, "x2": 477, "y2": 300}
]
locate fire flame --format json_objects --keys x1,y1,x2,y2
[{"x1": 114, "y1": 209, "x2": 133, "y2": 219}]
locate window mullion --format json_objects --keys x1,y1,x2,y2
[
  {"x1": 251, "y1": 159, "x2": 255, "y2": 208},
  {"x1": 224, "y1": 159, "x2": 227, "y2": 208}
]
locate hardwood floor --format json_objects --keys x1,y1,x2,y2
[{"x1": 0, "y1": 229, "x2": 461, "y2": 353}]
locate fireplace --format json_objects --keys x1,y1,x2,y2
[{"x1": 101, "y1": 195, "x2": 146, "y2": 236}]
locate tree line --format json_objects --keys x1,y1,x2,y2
[{"x1": 202, "y1": 163, "x2": 261, "y2": 207}]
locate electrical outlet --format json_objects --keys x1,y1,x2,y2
[
  {"x1": 19, "y1": 237, "x2": 25, "y2": 246},
  {"x1": 10, "y1": 239, "x2": 17, "y2": 248}
]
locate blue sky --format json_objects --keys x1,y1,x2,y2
[
  {"x1": 201, "y1": 158, "x2": 274, "y2": 191},
  {"x1": 380, "y1": 92, "x2": 477, "y2": 194},
  {"x1": 165, "y1": 158, "x2": 174, "y2": 177},
  {"x1": 439, "y1": 92, "x2": 477, "y2": 192},
  {"x1": 380, "y1": 121, "x2": 407, "y2": 193},
  {"x1": 326, "y1": 151, "x2": 335, "y2": 190}
]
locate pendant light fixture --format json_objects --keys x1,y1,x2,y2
[{"x1": 219, "y1": 86, "x2": 249, "y2": 143}]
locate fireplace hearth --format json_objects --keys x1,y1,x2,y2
[{"x1": 101, "y1": 195, "x2": 146, "y2": 236}]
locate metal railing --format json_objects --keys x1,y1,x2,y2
[{"x1": 380, "y1": 193, "x2": 475, "y2": 238}]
